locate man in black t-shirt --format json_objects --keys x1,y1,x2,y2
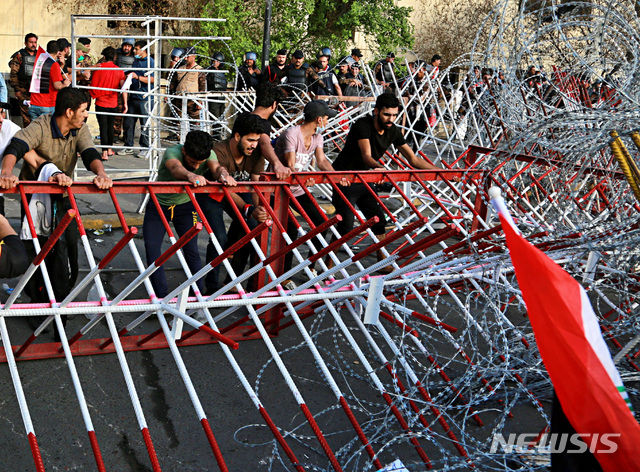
[{"x1": 332, "y1": 93, "x2": 440, "y2": 266}]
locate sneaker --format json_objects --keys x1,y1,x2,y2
[
  {"x1": 113, "y1": 136, "x2": 123, "y2": 144},
  {"x1": 117, "y1": 148, "x2": 135, "y2": 156},
  {"x1": 136, "y1": 152, "x2": 148, "y2": 159}
]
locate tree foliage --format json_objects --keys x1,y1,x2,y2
[
  {"x1": 199, "y1": 0, "x2": 414, "y2": 67},
  {"x1": 414, "y1": 0, "x2": 498, "y2": 67}
]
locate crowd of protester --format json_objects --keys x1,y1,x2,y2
[{"x1": 0, "y1": 32, "x2": 453, "y2": 307}]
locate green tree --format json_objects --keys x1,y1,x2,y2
[{"x1": 199, "y1": 0, "x2": 414, "y2": 67}]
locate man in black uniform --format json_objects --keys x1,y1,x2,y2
[
  {"x1": 282, "y1": 50, "x2": 323, "y2": 93},
  {"x1": 207, "y1": 52, "x2": 228, "y2": 140},
  {"x1": 237, "y1": 51, "x2": 261, "y2": 90},
  {"x1": 312, "y1": 50, "x2": 342, "y2": 98},
  {"x1": 331, "y1": 93, "x2": 440, "y2": 264},
  {"x1": 374, "y1": 52, "x2": 396, "y2": 91},
  {"x1": 261, "y1": 49, "x2": 288, "y2": 85}
]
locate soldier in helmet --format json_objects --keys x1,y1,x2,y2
[
  {"x1": 169, "y1": 46, "x2": 205, "y2": 126},
  {"x1": 312, "y1": 48, "x2": 342, "y2": 99},
  {"x1": 237, "y1": 51, "x2": 261, "y2": 90},
  {"x1": 374, "y1": 52, "x2": 396, "y2": 91},
  {"x1": 9, "y1": 33, "x2": 38, "y2": 126},
  {"x1": 207, "y1": 52, "x2": 228, "y2": 140},
  {"x1": 168, "y1": 47, "x2": 185, "y2": 71}
]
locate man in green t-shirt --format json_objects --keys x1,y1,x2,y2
[{"x1": 143, "y1": 130, "x2": 235, "y2": 298}]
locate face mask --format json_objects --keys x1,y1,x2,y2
[
  {"x1": 77, "y1": 56, "x2": 84, "y2": 62},
  {"x1": 316, "y1": 124, "x2": 326, "y2": 135},
  {"x1": 134, "y1": 54, "x2": 141, "y2": 59}
]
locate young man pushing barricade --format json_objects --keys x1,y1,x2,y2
[
  {"x1": 197, "y1": 113, "x2": 268, "y2": 294},
  {"x1": 273, "y1": 100, "x2": 349, "y2": 276},
  {"x1": 331, "y1": 93, "x2": 441, "y2": 270},
  {"x1": 143, "y1": 130, "x2": 234, "y2": 299}
]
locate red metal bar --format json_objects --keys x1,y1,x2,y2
[
  {"x1": 98, "y1": 227, "x2": 138, "y2": 270},
  {"x1": 155, "y1": 223, "x2": 203, "y2": 267},
  {"x1": 32, "y1": 210, "x2": 77, "y2": 265}
]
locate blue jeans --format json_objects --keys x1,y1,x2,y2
[
  {"x1": 123, "y1": 98, "x2": 150, "y2": 148},
  {"x1": 143, "y1": 200, "x2": 203, "y2": 298},
  {"x1": 29, "y1": 105, "x2": 54, "y2": 121},
  {"x1": 198, "y1": 193, "x2": 257, "y2": 292}
]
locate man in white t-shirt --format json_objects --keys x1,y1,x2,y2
[
  {"x1": 274, "y1": 100, "x2": 349, "y2": 272},
  {"x1": 0, "y1": 103, "x2": 21, "y2": 215}
]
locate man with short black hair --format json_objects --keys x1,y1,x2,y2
[
  {"x1": 261, "y1": 49, "x2": 288, "y2": 84},
  {"x1": 0, "y1": 87, "x2": 112, "y2": 316},
  {"x1": 374, "y1": 52, "x2": 396, "y2": 90},
  {"x1": 9, "y1": 33, "x2": 38, "y2": 126},
  {"x1": 282, "y1": 50, "x2": 323, "y2": 92},
  {"x1": 331, "y1": 93, "x2": 440, "y2": 266},
  {"x1": 426, "y1": 54, "x2": 442, "y2": 79},
  {"x1": 143, "y1": 130, "x2": 234, "y2": 298},
  {"x1": 275, "y1": 100, "x2": 348, "y2": 273},
  {"x1": 56, "y1": 38, "x2": 71, "y2": 73},
  {"x1": 198, "y1": 113, "x2": 267, "y2": 293},
  {"x1": 29, "y1": 40, "x2": 70, "y2": 121}
]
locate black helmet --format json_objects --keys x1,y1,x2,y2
[
  {"x1": 212, "y1": 52, "x2": 224, "y2": 62},
  {"x1": 317, "y1": 47, "x2": 331, "y2": 59},
  {"x1": 245, "y1": 51, "x2": 257, "y2": 61}
]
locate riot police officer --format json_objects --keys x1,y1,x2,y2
[
  {"x1": 237, "y1": 51, "x2": 261, "y2": 90},
  {"x1": 207, "y1": 52, "x2": 228, "y2": 140}
]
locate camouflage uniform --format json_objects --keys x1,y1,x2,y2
[
  {"x1": 9, "y1": 49, "x2": 35, "y2": 126},
  {"x1": 170, "y1": 64, "x2": 206, "y2": 121},
  {"x1": 75, "y1": 56, "x2": 94, "y2": 87}
]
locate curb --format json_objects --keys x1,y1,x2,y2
[{"x1": 81, "y1": 213, "x2": 145, "y2": 230}]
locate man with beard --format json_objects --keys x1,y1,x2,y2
[
  {"x1": 9, "y1": 33, "x2": 38, "y2": 126},
  {"x1": 143, "y1": 130, "x2": 234, "y2": 298},
  {"x1": 169, "y1": 46, "x2": 205, "y2": 126},
  {"x1": 198, "y1": 113, "x2": 268, "y2": 294},
  {"x1": 0, "y1": 87, "x2": 111, "y2": 336},
  {"x1": 261, "y1": 49, "x2": 288, "y2": 85},
  {"x1": 331, "y1": 93, "x2": 440, "y2": 268}
]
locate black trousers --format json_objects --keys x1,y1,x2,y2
[{"x1": 331, "y1": 183, "x2": 387, "y2": 237}]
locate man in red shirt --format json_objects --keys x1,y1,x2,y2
[
  {"x1": 29, "y1": 40, "x2": 69, "y2": 121},
  {"x1": 90, "y1": 46, "x2": 126, "y2": 159}
]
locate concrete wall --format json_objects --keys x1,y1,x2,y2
[{"x1": 0, "y1": 1, "x2": 109, "y2": 73}]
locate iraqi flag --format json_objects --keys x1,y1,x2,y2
[
  {"x1": 489, "y1": 187, "x2": 640, "y2": 472},
  {"x1": 29, "y1": 46, "x2": 57, "y2": 94}
]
